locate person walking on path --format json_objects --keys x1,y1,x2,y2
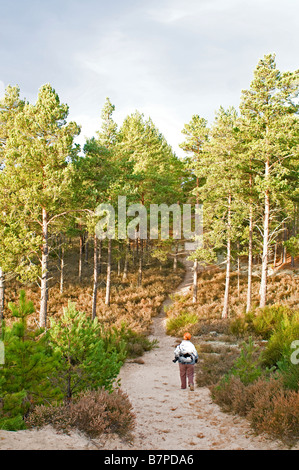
[{"x1": 173, "y1": 332, "x2": 198, "y2": 390}]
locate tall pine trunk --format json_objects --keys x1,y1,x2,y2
[
  {"x1": 246, "y1": 195, "x2": 253, "y2": 312},
  {"x1": 79, "y1": 234, "x2": 83, "y2": 282},
  {"x1": 273, "y1": 241, "x2": 277, "y2": 268},
  {"x1": 40, "y1": 208, "x2": 48, "y2": 328},
  {"x1": 237, "y1": 242, "x2": 240, "y2": 299},
  {"x1": 60, "y1": 245, "x2": 64, "y2": 294},
  {"x1": 138, "y1": 238, "x2": 143, "y2": 286},
  {"x1": 173, "y1": 242, "x2": 178, "y2": 271},
  {"x1": 260, "y1": 158, "x2": 270, "y2": 308},
  {"x1": 105, "y1": 239, "x2": 112, "y2": 306},
  {"x1": 92, "y1": 234, "x2": 98, "y2": 320},
  {"x1": 192, "y1": 258, "x2": 198, "y2": 303},
  {"x1": 98, "y1": 239, "x2": 102, "y2": 274},
  {"x1": 222, "y1": 193, "x2": 231, "y2": 319},
  {"x1": 0, "y1": 267, "x2": 5, "y2": 325},
  {"x1": 123, "y1": 241, "x2": 128, "y2": 280}
]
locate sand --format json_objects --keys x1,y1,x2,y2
[{"x1": 0, "y1": 257, "x2": 297, "y2": 451}]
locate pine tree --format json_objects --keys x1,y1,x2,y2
[
  {"x1": 0, "y1": 291, "x2": 60, "y2": 430},
  {"x1": 79, "y1": 98, "x2": 121, "y2": 313},
  {"x1": 2, "y1": 84, "x2": 80, "y2": 327},
  {"x1": 49, "y1": 302, "x2": 124, "y2": 399},
  {"x1": 119, "y1": 111, "x2": 184, "y2": 282},
  {"x1": 240, "y1": 54, "x2": 299, "y2": 308},
  {"x1": 195, "y1": 107, "x2": 245, "y2": 318},
  {"x1": 180, "y1": 115, "x2": 209, "y2": 302},
  {"x1": 0, "y1": 86, "x2": 25, "y2": 321}
]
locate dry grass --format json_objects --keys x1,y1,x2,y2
[
  {"x1": 166, "y1": 260, "x2": 299, "y2": 327},
  {"x1": 3, "y1": 242, "x2": 185, "y2": 335}
]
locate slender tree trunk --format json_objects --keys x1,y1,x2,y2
[
  {"x1": 246, "y1": 200, "x2": 253, "y2": 313},
  {"x1": 60, "y1": 245, "x2": 64, "y2": 294},
  {"x1": 40, "y1": 208, "x2": 49, "y2": 328},
  {"x1": 123, "y1": 241, "x2": 128, "y2": 280},
  {"x1": 282, "y1": 223, "x2": 287, "y2": 264},
  {"x1": 237, "y1": 245, "x2": 240, "y2": 299},
  {"x1": 222, "y1": 193, "x2": 231, "y2": 319},
  {"x1": 260, "y1": 159, "x2": 270, "y2": 309},
  {"x1": 0, "y1": 267, "x2": 5, "y2": 325},
  {"x1": 85, "y1": 237, "x2": 89, "y2": 263},
  {"x1": 79, "y1": 234, "x2": 83, "y2": 282},
  {"x1": 92, "y1": 234, "x2": 98, "y2": 320},
  {"x1": 98, "y1": 239, "x2": 102, "y2": 274},
  {"x1": 173, "y1": 242, "x2": 178, "y2": 271},
  {"x1": 105, "y1": 238, "x2": 112, "y2": 306},
  {"x1": 138, "y1": 238, "x2": 143, "y2": 286},
  {"x1": 192, "y1": 258, "x2": 198, "y2": 303},
  {"x1": 273, "y1": 241, "x2": 277, "y2": 268}
]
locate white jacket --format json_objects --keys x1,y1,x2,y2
[{"x1": 174, "y1": 340, "x2": 198, "y2": 364}]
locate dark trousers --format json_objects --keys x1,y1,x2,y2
[{"x1": 179, "y1": 363, "x2": 195, "y2": 389}]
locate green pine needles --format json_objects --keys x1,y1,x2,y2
[
  {"x1": 0, "y1": 291, "x2": 61, "y2": 430},
  {"x1": 0, "y1": 292, "x2": 126, "y2": 430}
]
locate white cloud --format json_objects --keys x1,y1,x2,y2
[
  {"x1": 146, "y1": 6, "x2": 190, "y2": 24},
  {"x1": 1, "y1": 0, "x2": 298, "y2": 162},
  {"x1": 0, "y1": 81, "x2": 5, "y2": 98}
]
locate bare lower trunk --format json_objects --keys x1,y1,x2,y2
[
  {"x1": 85, "y1": 237, "x2": 89, "y2": 263},
  {"x1": 283, "y1": 223, "x2": 287, "y2": 264},
  {"x1": 237, "y1": 252, "x2": 240, "y2": 299},
  {"x1": 246, "y1": 202, "x2": 253, "y2": 313},
  {"x1": 273, "y1": 241, "x2": 277, "y2": 268},
  {"x1": 222, "y1": 193, "x2": 231, "y2": 319},
  {"x1": 192, "y1": 258, "x2": 198, "y2": 303},
  {"x1": 173, "y1": 242, "x2": 178, "y2": 271},
  {"x1": 123, "y1": 242, "x2": 128, "y2": 280},
  {"x1": 0, "y1": 267, "x2": 5, "y2": 326},
  {"x1": 138, "y1": 239, "x2": 143, "y2": 287},
  {"x1": 98, "y1": 239, "x2": 102, "y2": 274},
  {"x1": 40, "y1": 208, "x2": 48, "y2": 328},
  {"x1": 60, "y1": 246, "x2": 64, "y2": 294},
  {"x1": 260, "y1": 153, "x2": 271, "y2": 309},
  {"x1": 92, "y1": 234, "x2": 98, "y2": 320},
  {"x1": 105, "y1": 239, "x2": 112, "y2": 306},
  {"x1": 260, "y1": 182, "x2": 270, "y2": 308},
  {"x1": 79, "y1": 234, "x2": 83, "y2": 282}
]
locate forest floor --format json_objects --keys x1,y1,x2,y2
[{"x1": 0, "y1": 256, "x2": 298, "y2": 451}]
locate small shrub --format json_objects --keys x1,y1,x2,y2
[
  {"x1": 229, "y1": 337, "x2": 262, "y2": 385},
  {"x1": 111, "y1": 323, "x2": 158, "y2": 358},
  {"x1": 26, "y1": 388, "x2": 136, "y2": 440},
  {"x1": 277, "y1": 347, "x2": 299, "y2": 392},
  {"x1": 0, "y1": 415, "x2": 27, "y2": 431},
  {"x1": 49, "y1": 303, "x2": 124, "y2": 399},
  {"x1": 211, "y1": 375, "x2": 251, "y2": 416},
  {"x1": 166, "y1": 311, "x2": 198, "y2": 336},
  {"x1": 261, "y1": 311, "x2": 299, "y2": 367},
  {"x1": 0, "y1": 291, "x2": 61, "y2": 430},
  {"x1": 212, "y1": 372, "x2": 299, "y2": 445},
  {"x1": 247, "y1": 377, "x2": 299, "y2": 445},
  {"x1": 252, "y1": 305, "x2": 293, "y2": 339},
  {"x1": 196, "y1": 349, "x2": 240, "y2": 387}
]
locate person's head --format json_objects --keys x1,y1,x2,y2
[{"x1": 183, "y1": 332, "x2": 191, "y2": 341}]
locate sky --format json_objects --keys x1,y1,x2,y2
[{"x1": 0, "y1": 0, "x2": 298, "y2": 158}]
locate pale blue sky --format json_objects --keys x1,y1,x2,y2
[{"x1": 1, "y1": 0, "x2": 298, "y2": 156}]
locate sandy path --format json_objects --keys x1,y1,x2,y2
[
  {"x1": 103, "y1": 257, "x2": 295, "y2": 451},
  {"x1": 0, "y1": 257, "x2": 296, "y2": 450}
]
